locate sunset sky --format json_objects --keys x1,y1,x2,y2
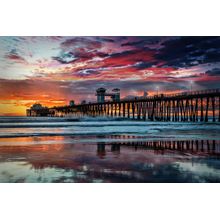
[{"x1": 0, "y1": 36, "x2": 220, "y2": 116}]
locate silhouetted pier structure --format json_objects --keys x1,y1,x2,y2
[{"x1": 27, "y1": 89, "x2": 220, "y2": 122}]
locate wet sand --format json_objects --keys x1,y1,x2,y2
[{"x1": 0, "y1": 135, "x2": 220, "y2": 183}]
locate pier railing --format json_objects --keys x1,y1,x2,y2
[{"x1": 127, "y1": 88, "x2": 220, "y2": 101}]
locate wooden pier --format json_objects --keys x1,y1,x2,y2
[{"x1": 27, "y1": 88, "x2": 220, "y2": 122}]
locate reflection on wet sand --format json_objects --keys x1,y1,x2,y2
[
  {"x1": 97, "y1": 139, "x2": 220, "y2": 158},
  {"x1": 0, "y1": 137, "x2": 220, "y2": 182}
]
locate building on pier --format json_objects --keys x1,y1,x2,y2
[
  {"x1": 26, "y1": 103, "x2": 49, "y2": 116},
  {"x1": 96, "y1": 87, "x2": 120, "y2": 103},
  {"x1": 69, "y1": 100, "x2": 75, "y2": 107}
]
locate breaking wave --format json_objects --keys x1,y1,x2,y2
[{"x1": 0, "y1": 116, "x2": 219, "y2": 140}]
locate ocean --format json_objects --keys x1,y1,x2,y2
[{"x1": 0, "y1": 116, "x2": 220, "y2": 183}]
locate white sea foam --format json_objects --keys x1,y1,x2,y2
[{"x1": 0, "y1": 116, "x2": 219, "y2": 139}]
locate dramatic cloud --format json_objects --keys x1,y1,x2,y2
[
  {"x1": 5, "y1": 49, "x2": 27, "y2": 64},
  {"x1": 0, "y1": 36, "x2": 220, "y2": 115},
  {"x1": 156, "y1": 36, "x2": 220, "y2": 68},
  {"x1": 121, "y1": 36, "x2": 165, "y2": 48},
  {"x1": 206, "y1": 68, "x2": 220, "y2": 76}
]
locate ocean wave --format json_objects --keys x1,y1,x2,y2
[
  {"x1": 0, "y1": 131, "x2": 156, "y2": 138},
  {"x1": 0, "y1": 128, "x2": 219, "y2": 140},
  {"x1": 0, "y1": 117, "x2": 219, "y2": 140},
  {"x1": 0, "y1": 117, "x2": 80, "y2": 124},
  {"x1": 0, "y1": 121, "x2": 219, "y2": 129},
  {"x1": 0, "y1": 116, "x2": 219, "y2": 124}
]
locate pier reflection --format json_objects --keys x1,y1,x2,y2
[
  {"x1": 97, "y1": 142, "x2": 121, "y2": 158},
  {"x1": 1, "y1": 136, "x2": 220, "y2": 182},
  {"x1": 97, "y1": 142, "x2": 106, "y2": 159},
  {"x1": 97, "y1": 139, "x2": 220, "y2": 158}
]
